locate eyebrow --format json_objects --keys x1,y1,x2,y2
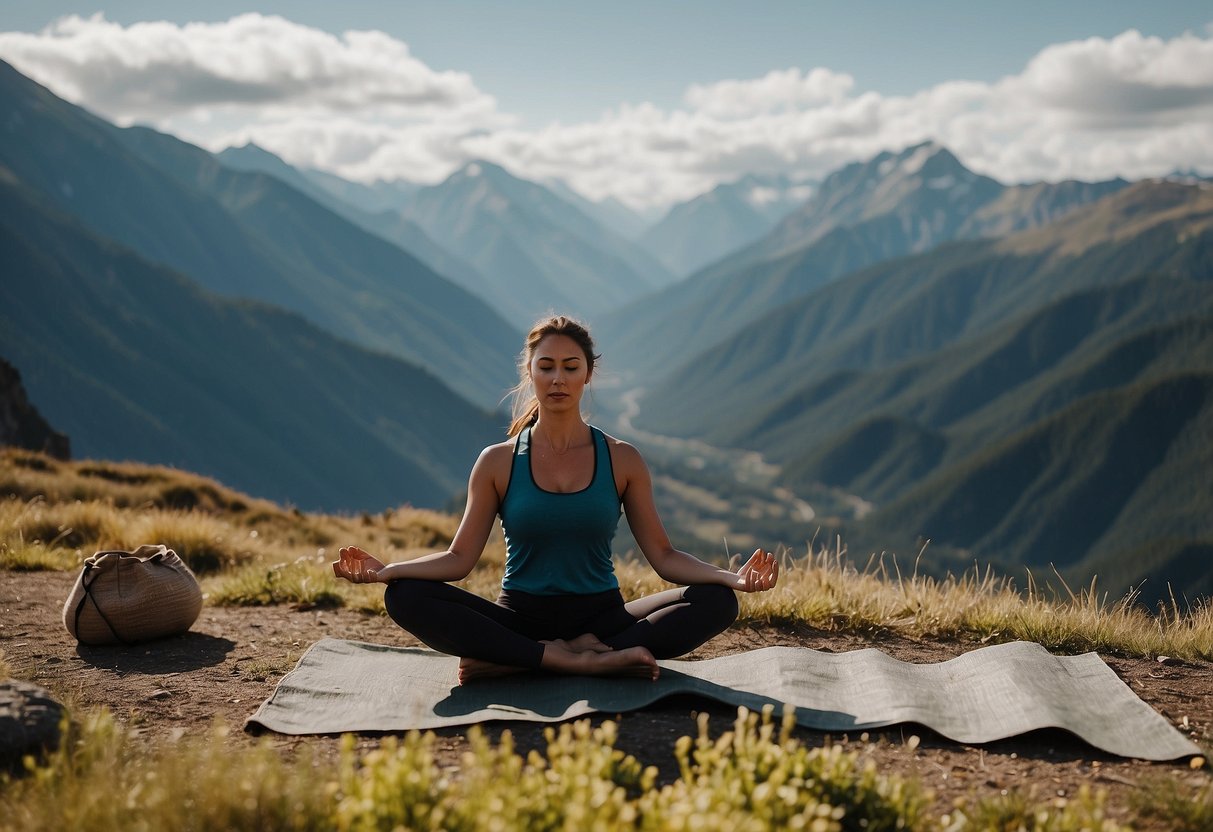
[{"x1": 535, "y1": 355, "x2": 582, "y2": 362}]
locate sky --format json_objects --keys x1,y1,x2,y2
[{"x1": 2, "y1": 2, "x2": 1212, "y2": 211}]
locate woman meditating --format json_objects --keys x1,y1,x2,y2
[{"x1": 332, "y1": 315, "x2": 779, "y2": 683}]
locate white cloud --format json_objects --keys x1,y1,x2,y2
[
  {"x1": 683, "y1": 67, "x2": 855, "y2": 119},
  {"x1": 1008, "y1": 28, "x2": 1213, "y2": 124},
  {"x1": 2, "y1": 14, "x2": 1212, "y2": 209},
  {"x1": 0, "y1": 13, "x2": 500, "y2": 122}
]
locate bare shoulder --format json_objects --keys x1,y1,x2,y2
[
  {"x1": 472, "y1": 438, "x2": 516, "y2": 489},
  {"x1": 599, "y1": 430, "x2": 646, "y2": 473},
  {"x1": 479, "y1": 437, "x2": 517, "y2": 462}
]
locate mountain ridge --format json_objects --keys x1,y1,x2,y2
[
  {"x1": 599, "y1": 143, "x2": 1129, "y2": 377},
  {"x1": 402, "y1": 159, "x2": 674, "y2": 320},
  {"x1": 0, "y1": 174, "x2": 500, "y2": 511},
  {"x1": 0, "y1": 60, "x2": 519, "y2": 410}
]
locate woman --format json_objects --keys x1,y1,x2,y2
[{"x1": 333, "y1": 315, "x2": 779, "y2": 683}]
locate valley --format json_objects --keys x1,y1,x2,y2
[
  {"x1": 604, "y1": 381, "x2": 871, "y2": 561},
  {"x1": 0, "y1": 55, "x2": 1210, "y2": 602}
]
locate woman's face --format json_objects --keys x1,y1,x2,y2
[{"x1": 530, "y1": 334, "x2": 590, "y2": 413}]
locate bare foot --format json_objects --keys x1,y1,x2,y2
[
  {"x1": 458, "y1": 643, "x2": 660, "y2": 685},
  {"x1": 541, "y1": 633, "x2": 612, "y2": 654},
  {"x1": 544, "y1": 644, "x2": 660, "y2": 681},
  {"x1": 458, "y1": 657, "x2": 527, "y2": 685}
]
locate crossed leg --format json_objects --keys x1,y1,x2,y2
[
  {"x1": 383, "y1": 580, "x2": 663, "y2": 684},
  {"x1": 383, "y1": 580, "x2": 739, "y2": 684}
]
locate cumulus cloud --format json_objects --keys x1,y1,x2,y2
[
  {"x1": 0, "y1": 13, "x2": 500, "y2": 122},
  {"x1": 2, "y1": 14, "x2": 1212, "y2": 208},
  {"x1": 1009, "y1": 28, "x2": 1213, "y2": 123},
  {"x1": 683, "y1": 67, "x2": 855, "y2": 119}
]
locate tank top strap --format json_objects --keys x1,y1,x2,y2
[{"x1": 589, "y1": 426, "x2": 620, "y2": 503}]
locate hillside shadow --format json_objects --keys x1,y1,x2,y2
[{"x1": 75, "y1": 632, "x2": 236, "y2": 673}]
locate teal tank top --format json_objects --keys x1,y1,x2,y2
[{"x1": 499, "y1": 426, "x2": 622, "y2": 595}]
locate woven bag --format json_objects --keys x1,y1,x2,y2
[{"x1": 62, "y1": 545, "x2": 203, "y2": 645}]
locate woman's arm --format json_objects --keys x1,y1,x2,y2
[
  {"x1": 332, "y1": 444, "x2": 505, "y2": 584},
  {"x1": 615, "y1": 440, "x2": 778, "y2": 592}
]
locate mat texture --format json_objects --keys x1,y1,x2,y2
[{"x1": 246, "y1": 639, "x2": 1199, "y2": 760}]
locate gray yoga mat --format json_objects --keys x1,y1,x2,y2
[{"x1": 246, "y1": 638, "x2": 1200, "y2": 761}]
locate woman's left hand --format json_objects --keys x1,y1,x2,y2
[
  {"x1": 736, "y1": 548, "x2": 779, "y2": 592},
  {"x1": 332, "y1": 546, "x2": 387, "y2": 584}
]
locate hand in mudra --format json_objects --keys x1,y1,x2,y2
[
  {"x1": 332, "y1": 546, "x2": 386, "y2": 584},
  {"x1": 736, "y1": 548, "x2": 779, "y2": 592}
]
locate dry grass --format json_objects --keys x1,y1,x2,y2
[
  {"x1": 1130, "y1": 774, "x2": 1213, "y2": 832},
  {"x1": 952, "y1": 786, "x2": 1124, "y2": 831},
  {"x1": 0, "y1": 710, "x2": 328, "y2": 832},
  {"x1": 0, "y1": 648, "x2": 10, "y2": 682},
  {"x1": 0, "y1": 705, "x2": 1136, "y2": 832},
  {"x1": 4, "y1": 447, "x2": 1212, "y2": 663},
  {"x1": 613, "y1": 543, "x2": 1213, "y2": 662},
  {"x1": 2, "y1": 449, "x2": 1201, "y2": 830}
]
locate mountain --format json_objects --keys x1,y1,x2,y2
[
  {"x1": 0, "y1": 60, "x2": 517, "y2": 410},
  {"x1": 302, "y1": 167, "x2": 420, "y2": 215},
  {"x1": 0, "y1": 176, "x2": 500, "y2": 511},
  {"x1": 400, "y1": 160, "x2": 675, "y2": 320},
  {"x1": 773, "y1": 276, "x2": 1213, "y2": 497},
  {"x1": 216, "y1": 143, "x2": 495, "y2": 316},
  {"x1": 633, "y1": 180, "x2": 1213, "y2": 602},
  {"x1": 543, "y1": 178, "x2": 656, "y2": 241},
  {"x1": 718, "y1": 142, "x2": 1004, "y2": 272},
  {"x1": 0, "y1": 356, "x2": 70, "y2": 460},
  {"x1": 597, "y1": 144, "x2": 1124, "y2": 377},
  {"x1": 640, "y1": 181, "x2": 1213, "y2": 439},
  {"x1": 640, "y1": 174, "x2": 814, "y2": 276},
  {"x1": 860, "y1": 370, "x2": 1213, "y2": 606},
  {"x1": 956, "y1": 178, "x2": 1129, "y2": 239}
]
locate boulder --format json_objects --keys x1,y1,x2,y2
[{"x1": 0, "y1": 680, "x2": 64, "y2": 773}]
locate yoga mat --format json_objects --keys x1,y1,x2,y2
[{"x1": 246, "y1": 638, "x2": 1200, "y2": 761}]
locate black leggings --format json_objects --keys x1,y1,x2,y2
[{"x1": 383, "y1": 579, "x2": 739, "y2": 669}]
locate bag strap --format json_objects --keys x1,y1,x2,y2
[{"x1": 72, "y1": 555, "x2": 135, "y2": 646}]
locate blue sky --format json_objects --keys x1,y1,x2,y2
[
  {"x1": 7, "y1": 1, "x2": 1210, "y2": 125},
  {"x1": 2, "y1": 2, "x2": 1212, "y2": 207}
]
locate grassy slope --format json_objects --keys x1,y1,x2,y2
[
  {"x1": 4, "y1": 448, "x2": 1211, "y2": 829},
  {"x1": 4, "y1": 447, "x2": 1211, "y2": 659}
]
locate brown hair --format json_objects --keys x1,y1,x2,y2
[{"x1": 506, "y1": 315, "x2": 600, "y2": 436}]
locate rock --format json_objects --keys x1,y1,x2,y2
[
  {"x1": 0, "y1": 680, "x2": 65, "y2": 773},
  {"x1": 0, "y1": 356, "x2": 70, "y2": 460}
]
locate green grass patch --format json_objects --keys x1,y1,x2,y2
[
  {"x1": 0, "y1": 711, "x2": 328, "y2": 832},
  {"x1": 0, "y1": 541, "x2": 79, "y2": 572},
  {"x1": 951, "y1": 786, "x2": 1126, "y2": 831},
  {"x1": 206, "y1": 559, "x2": 346, "y2": 608},
  {"x1": 1, "y1": 705, "x2": 1152, "y2": 831},
  {"x1": 1129, "y1": 774, "x2": 1213, "y2": 832}
]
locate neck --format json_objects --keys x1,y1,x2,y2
[{"x1": 532, "y1": 415, "x2": 590, "y2": 449}]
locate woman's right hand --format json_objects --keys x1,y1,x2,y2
[
  {"x1": 332, "y1": 546, "x2": 387, "y2": 584},
  {"x1": 735, "y1": 548, "x2": 779, "y2": 593}
]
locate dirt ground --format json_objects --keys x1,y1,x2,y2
[{"x1": 2, "y1": 570, "x2": 1210, "y2": 827}]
